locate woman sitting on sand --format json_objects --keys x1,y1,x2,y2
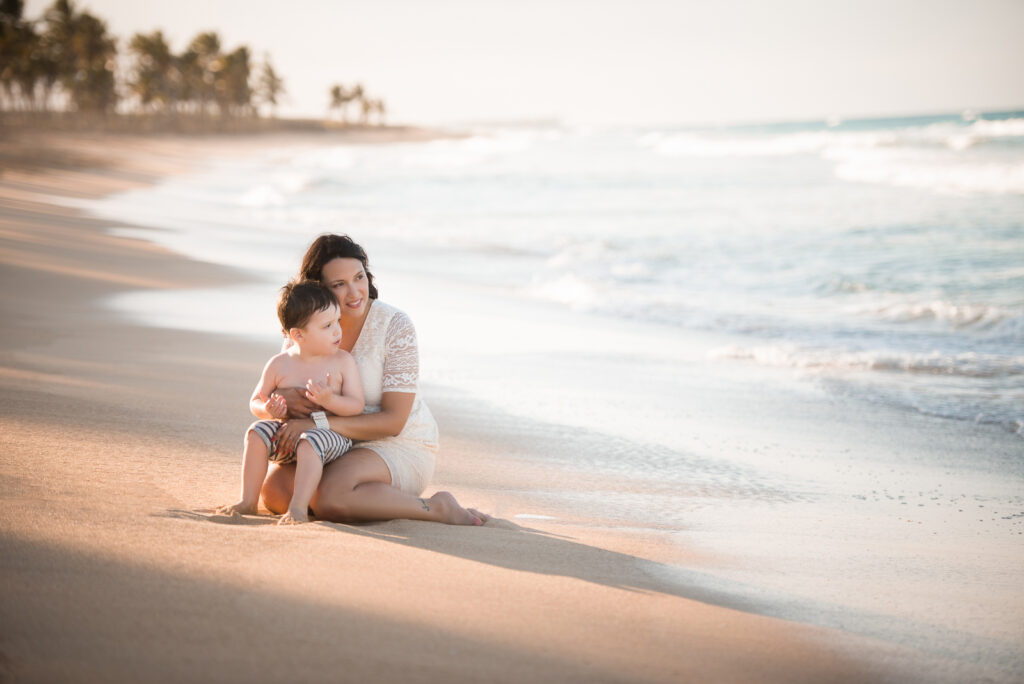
[{"x1": 260, "y1": 234, "x2": 484, "y2": 526}]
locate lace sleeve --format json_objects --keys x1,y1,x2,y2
[{"x1": 382, "y1": 311, "x2": 419, "y2": 393}]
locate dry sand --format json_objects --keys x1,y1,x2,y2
[{"x1": 0, "y1": 129, "x2": 942, "y2": 683}]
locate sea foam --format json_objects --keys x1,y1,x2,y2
[
  {"x1": 639, "y1": 115, "x2": 1024, "y2": 195},
  {"x1": 80, "y1": 110, "x2": 1024, "y2": 438}
]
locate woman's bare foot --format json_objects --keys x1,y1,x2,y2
[
  {"x1": 426, "y1": 491, "x2": 484, "y2": 526},
  {"x1": 277, "y1": 508, "x2": 309, "y2": 525},
  {"x1": 467, "y1": 508, "x2": 491, "y2": 524},
  {"x1": 217, "y1": 501, "x2": 257, "y2": 516}
]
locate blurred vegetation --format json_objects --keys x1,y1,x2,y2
[{"x1": 0, "y1": 0, "x2": 388, "y2": 132}]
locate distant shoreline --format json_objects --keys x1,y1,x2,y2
[
  {"x1": 0, "y1": 110, "x2": 447, "y2": 136},
  {"x1": 5, "y1": 107, "x2": 1020, "y2": 141},
  {"x1": 0, "y1": 120, "x2": 456, "y2": 178}
]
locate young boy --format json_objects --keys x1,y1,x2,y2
[{"x1": 218, "y1": 280, "x2": 364, "y2": 524}]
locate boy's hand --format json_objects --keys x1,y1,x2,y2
[
  {"x1": 304, "y1": 373, "x2": 334, "y2": 407},
  {"x1": 262, "y1": 391, "x2": 288, "y2": 420}
]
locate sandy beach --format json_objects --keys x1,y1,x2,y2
[{"x1": 1, "y1": 128, "x2": 1021, "y2": 683}]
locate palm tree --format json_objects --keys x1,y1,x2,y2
[
  {"x1": 2, "y1": 2, "x2": 287, "y2": 123},
  {"x1": 360, "y1": 95, "x2": 373, "y2": 124},
  {"x1": 256, "y1": 55, "x2": 284, "y2": 118},
  {"x1": 216, "y1": 45, "x2": 251, "y2": 116},
  {"x1": 175, "y1": 48, "x2": 198, "y2": 114},
  {"x1": 349, "y1": 82, "x2": 364, "y2": 124},
  {"x1": 127, "y1": 30, "x2": 174, "y2": 112},
  {"x1": 182, "y1": 31, "x2": 220, "y2": 116},
  {"x1": 42, "y1": 0, "x2": 117, "y2": 112},
  {"x1": 328, "y1": 83, "x2": 348, "y2": 123},
  {"x1": 39, "y1": 0, "x2": 74, "y2": 109},
  {"x1": 1, "y1": 0, "x2": 22, "y2": 106},
  {"x1": 0, "y1": 0, "x2": 23, "y2": 28},
  {"x1": 372, "y1": 98, "x2": 387, "y2": 126},
  {"x1": 0, "y1": 0, "x2": 39, "y2": 109},
  {"x1": 68, "y1": 11, "x2": 117, "y2": 111}
]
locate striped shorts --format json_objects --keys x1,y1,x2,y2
[{"x1": 248, "y1": 420, "x2": 353, "y2": 466}]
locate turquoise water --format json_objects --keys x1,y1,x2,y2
[{"x1": 85, "y1": 110, "x2": 1024, "y2": 437}]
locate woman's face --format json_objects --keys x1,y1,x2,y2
[{"x1": 321, "y1": 257, "x2": 370, "y2": 318}]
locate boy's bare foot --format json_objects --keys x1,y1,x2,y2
[
  {"x1": 277, "y1": 509, "x2": 309, "y2": 525},
  {"x1": 216, "y1": 501, "x2": 257, "y2": 516},
  {"x1": 426, "y1": 491, "x2": 485, "y2": 526}
]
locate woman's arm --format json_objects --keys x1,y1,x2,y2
[
  {"x1": 275, "y1": 386, "x2": 318, "y2": 418},
  {"x1": 272, "y1": 391, "x2": 414, "y2": 457}
]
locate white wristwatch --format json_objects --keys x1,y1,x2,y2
[{"x1": 311, "y1": 411, "x2": 329, "y2": 430}]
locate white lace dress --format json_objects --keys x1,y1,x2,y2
[{"x1": 350, "y1": 300, "x2": 438, "y2": 495}]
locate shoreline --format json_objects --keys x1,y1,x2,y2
[{"x1": 1, "y1": 129, "x2": 1019, "y2": 683}]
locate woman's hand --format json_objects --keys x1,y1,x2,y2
[
  {"x1": 305, "y1": 374, "x2": 333, "y2": 407},
  {"x1": 274, "y1": 418, "x2": 315, "y2": 460},
  {"x1": 274, "y1": 387, "x2": 317, "y2": 419}
]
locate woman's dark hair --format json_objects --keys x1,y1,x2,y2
[{"x1": 299, "y1": 234, "x2": 378, "y2": 299}]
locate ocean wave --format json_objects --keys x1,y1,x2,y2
[
  {"x1": 982, "y1": 312, "x2": 1024, "y2": 343},
  {"x1": 877, "y1": 117, "x2": 1024, "y2": 151},
  {"x1": 235, "y1": 171, "x2": 318, "y2": 208},
  {"x1": 542, "y1": 238, "x2": 683, "y2": 286},
  {"x1": 291, "y1": 146, "x2": 358, "y2": 171},
  {"x1": 638, "y1": 119, "x2": 1024, "y2": 194},
  {"x1": 852, "y1": 299, "x2": 1015, "y2": 330},
  {"x1": 819, "y1": 277, "x2": 873, "y2": 294},
  {"x1": 709, "y1": 345, "x2": 1024, "y2": 378},
  {"x1": 639, "y1": 117, "x2": 1024, "y2": 160},
  {"x1": 237, "y1": 184, "x2": 286, "y2": 208},
  {"x1": 939, "y1": 117, "x2": 1024, "y2": 151},
  {"x1": 829, "y1": 148, "x2": 1024, "y2": 195},
  {"x1": 816, "y1": 375, "x2": 1024, "y2": 437},
  {"x1": 524, "y1": 272, "x2": 606, "y2": 310},
  {"x1": 400, "y1": 131, "x2": 547, "y2": 169},
  {"x1": 637, "y1": 130, "x2": 835, "y2": 157},
  {"x1": 637, "y1": 128, "x2": 897, "y2": 159}
]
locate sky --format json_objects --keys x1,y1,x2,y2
[{"x1": 23, "y1": 0, "x2": 1024, "y2": 127}]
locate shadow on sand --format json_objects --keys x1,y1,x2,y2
[{"x1": 174, "y1": 506, "x2": 1023, "y2": 680}]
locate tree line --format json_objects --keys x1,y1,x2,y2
[{"x1": 0, "y1": 0, "x2": 387, "y2": 126}]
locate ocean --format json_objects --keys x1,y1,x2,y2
[
  {"x1": 84, "y1": 110, "x2": 1024, "y2": 438},
  {"x1": 76, "y1": 110, "x2": 1024, "y2": 674}
]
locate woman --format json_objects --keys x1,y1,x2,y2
[{"x1": 261, "y1": 234, "x2": 484, "y2": 526}]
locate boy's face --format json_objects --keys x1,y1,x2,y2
[{"x1": 293, "y1": 304, "x2": 342, "y2": 355}]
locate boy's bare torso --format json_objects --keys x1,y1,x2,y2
[{"x1": 271, "y1": 351, "x2": 349, "y2": 399}]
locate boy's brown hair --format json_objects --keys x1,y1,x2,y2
[{"x1": 277, "y1": 280, "x2": 338, "y2": 334}]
